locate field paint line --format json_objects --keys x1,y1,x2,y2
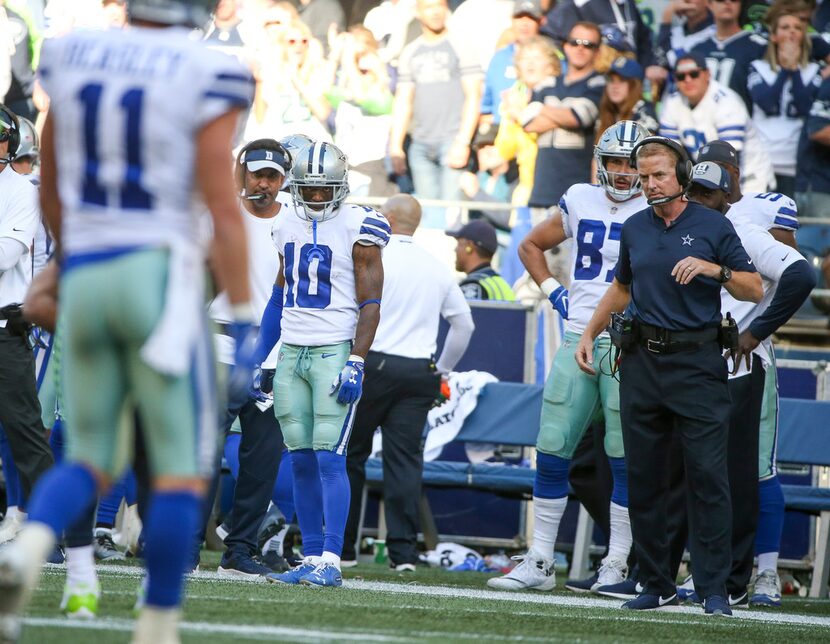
[
  {"x1": 43, "y1": 564, "x2": 830, "y2": 629},
  {"x1": 23, "y1": 617, "x2": 416, "y2": 643}
]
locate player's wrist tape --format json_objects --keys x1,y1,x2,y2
[
  {"x1": 359, "y1": 299, "x2": 381, "y2": 309},
  {"x1": 540, "y1": 277, "x2": 563, "y2": 298},
  {"x1": 231, "y1": 302, "x2": 255, "y2": 323},
  {"x1": 347, "y1": 354, "x2": 364, "y2": 364}
]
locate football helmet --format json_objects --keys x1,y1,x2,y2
[
  {"x1": 128, "y1": 0, "x2": 216, "y2": 28},
  {"x1": 0, "y1": 104, "x2": 20, "y2": 160},
  {"x1": 594, "y1": 120, "x2": 649, "y2": 200},
  {"x1": 279, "y1": 133, "x2": 314, "y2": 166},
  {"x1": 290, "y1": 141, "x2": 349, "y2": 222},
  {"x1": 15, "y1": 117, "x2": 38, "y2": 161}
]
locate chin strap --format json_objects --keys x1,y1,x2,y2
[{"x1": 306, "y1": 218, "x2": 326, "y2": 262}]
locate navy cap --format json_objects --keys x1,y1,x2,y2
[
  {"x1": 690, "y1": 162, "x2": 730, "y2": 192},
  {"x1": 513, "y1": 0, "x2": 543, "y2": 19},
  {"x1": 674, "y1": 51, "x2": 708, "y2": 73},
  {"x1": 447, "y1": 219, "x2": 498, "y2": 254},
  {"x1": 696, "y1": 139, "x2": 739, "y2": 169},
  {"x1": 242, "y1": 148, "x2": 288, "y2": 175},
  {"x1": 602, "y1": 26, "x2": 634, "y2": 53},
  {"x1": 608, "y1": 56, "x2": 644, "y2": 81}
]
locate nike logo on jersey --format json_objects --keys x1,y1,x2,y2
[
  {"x1": 747, "y1": 259, "x2": 753, "y2": 265},
  {"x1": 12, "y1": 227, "x2": 24, "y2": 232},
  {"x1": 321, "y1": 353, "x2": 337, "y2": 359},
  {"x1": 659, "y1": 593, "x2": 678, "y2": 606},
  {"x1": 780, "y1": 254, "x2": 789, "y2": 261}
]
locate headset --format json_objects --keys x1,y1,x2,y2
[
  {"x1": 0, "y1": 104, "x2": 21, "y2": 164},
  {"x1": 629, "y1": 136, "x2": 693, "y2": 206},
  {"x1": 236, "y1": 138, "x2": 291, "y2": 201}
]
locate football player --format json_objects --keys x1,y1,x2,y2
[
  {"x1": 487, "y1": 121, "x2": 649, "y2": 593},
  {"x1": 255, "y1": 140, "x2": 387, "y2": 588},
  {"x1": 0, "y1": 2, "x2": 256, "y2": 642}
]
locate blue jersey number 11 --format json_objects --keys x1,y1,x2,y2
[{"x1": 78, "y1": 83, "x2": 153, "y2": 210}]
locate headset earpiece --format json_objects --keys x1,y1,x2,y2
[
  {"x1": 466, "y1": 246, "x2": 473, "y2": 253},
  {"x1": 0, "y1": 105, "x2": 20, "y2": 158},
  {"x1": 629, "y1": 136, "x2": 693, "y2": 188}
]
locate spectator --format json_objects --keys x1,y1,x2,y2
[
  {"x1": 659, "y1": 52, "x2": 775, "y2": 191},
  {"x1": 655, "y1": 0, "x2": 715, "y2": 70},
  {"x1": 296, "y1": 0, "x2": 345, "y2": 52},
  {"x1": 595, "y1": 25, "x2": 638, "y2": 74},
  {"x1": 100, "y1": 0, "x2": 126, "y2": 27},
  {"x1": 543, "y1": 0, "x2": 667, "y2": 86},
  {"x1": 748, "y1": 4, "x2": 821, "y2": 197},
  {"x1": 204, "y1": 0, "x2": 246, "y2": 48},
  {"x1": 495, "y1": 35, "x2": 561, "y2": 208},
  {"x1": 449, "y1": 0, "x2": 514, "y2": 72},
  {"x1": 324, "y1": 26, "x2": 397, "y2": 197},
  {"x1": 388, "y1": 0, "x2": 483, "y2": 217},
  {"x1": 245, "y1": 19, "x2": 331, "y2": 142},
  {"x1": 447, "y1": 220, "x2": 516, "y2": 299},
  {"x1": 480, "y1": 0, "x2": 546, "y2": 127},
  {"x1": 691, "y1": 0, "x2": 768, "y2": 111},
  {"x1": 459, "y1": 128, "x2": 516, "y2": 230},
  {"x1": 523, "y1": 21, "x2": 606, "y2": 214},
  {"x1": 795, "y1": 73, "x2": 830, "y2": 218},
  {"x1": 1, "y1": 1, "x2": 37, "y2": 121},
  {"x1": 597, "y1": 57, "x2": 659, "y2": 138}
]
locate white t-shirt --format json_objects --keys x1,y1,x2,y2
[
  {"x1": 721, "y1": 219, "x2": 805, "y2": 378},
  {"x1": 559, "y1": 183, "x2": 647, "y2": 335},
  {"x1": 0, "y1": 167, "x2": 40, "y2": 327},
  {"x1": 371, "y1": 234, "x2": 470, "y2": 359},
  {"x1": 271, "y1": 203, "x2": 389, "y2": 346}
]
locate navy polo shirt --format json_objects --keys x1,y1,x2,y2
[{"x1": 615, "y1": 202, "x2": 755, "y2": 331}]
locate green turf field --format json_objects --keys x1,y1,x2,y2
[{"x1": 20, "y1": 553, "x2": 830, "y2": 643}]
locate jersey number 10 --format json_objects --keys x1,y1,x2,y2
[
  {"x1": 78, "y1": 83, "x2": 153, "y2": 210},
  {"x1": 283, "y1": 242, "x2": 333, "y2": 309}
]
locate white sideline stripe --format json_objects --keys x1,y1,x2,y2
[
  {"x1": 44, "y1": 564, "x2": 830, "y2": 629},
  {"x1": 23, "y1": 617, "x2": 414, "y2": 643}
]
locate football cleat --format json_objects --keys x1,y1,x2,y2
[
  {"x1": 595, "y1": 577, "x2": 643, "y2": 600},
  {"x1": 260, "y1": 550, "x2": 290, "y2": 573},
  {"x1": 266, "y1": 560, "x2": 316, "y2": 585},
  {"x1": 0, "y1": 543, "x2": 36, "y2": 642},
  {"x1": 299, "y1": 562, "x2": 342, "y2": 588},
  {"x1": 486, "y1": 554, "x2": 556, "y2": 591},
  {"x1": 676, "y1": 574, "x2": 698, "y2": 602},
  {"x1": 750, "y1": 569, "x2": 782, "y2": 607},
  {"x1": 0, "y1": 511, "x2": 24, "y2": 545},
  {"x1": 257, "y1": 506, "x2": 287, "y2": 556},
  {"x1": 60, "y1": 580, "x2": 100, "y2": 619},
  {"x1": 704, "y1": 594, "x2": 733, "y2": 616},
  {"x1": 596, "y1": 556, "x2": 628, "y2": 588},
  {"x1": 217, "y1": 552, "x2": 269, "y2": 580},
  {"x1": 392, "y1": 563, "x2": 416, "y2": 573},
  {"x1": 622, "y1": 593, "x2": 678, "y2": 610},
  {"x1": 94, "y1": 528, "x2": 124, "y2": 561},
  {"x1": 564, "y1": 571, "x2": 599, "y2": 593}
]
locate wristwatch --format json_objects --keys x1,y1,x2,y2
[{"x1": 718, "y1": 265, "x2": 733, "y2": 284}]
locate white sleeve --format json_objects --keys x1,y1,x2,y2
[
  {"x1": 435, "y1": 310, "x2": 475, "y2": 374},
  {"x1": 0, "y1": 237, "x2": 27, "y2": 272},
  {"x1": 715, "y1": 93, "x2": 749, "y2": 152},
  {"x1": 559, "y1": 192, "x2": 574, "y2": 239},
  {"x1": 195, "y1": 51, "x2": 255, "y2": 129},
  {"x1": 0, "y1": 181, "x2": 39, "y2": 249},
  {"x1": 741, "y1": 225, "x2": 806, "y2": 282},
  {"x1": 440, "y1": 280, "x2": 472, "y2": 319},
  {"x1": 355, "y1": 210, "x2": 390, "y2": 248}
]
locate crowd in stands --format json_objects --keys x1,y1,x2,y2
[{"x1": 4, "y1": 0, "x2": 830, "y2": 225}]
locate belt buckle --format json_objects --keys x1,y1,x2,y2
[{"x1": 646, "y1": 339, "x2": 664, "y2": 354}]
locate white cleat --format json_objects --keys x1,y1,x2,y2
[
  {"x1": 595, "y1": 556, "x2": 628, "y2": 589},
  {"x1": 131, "y1": 606, "x2": 181, "y2": 644},
  {"x1": 750, "y1": 569, "x2": 783, "y2": 607},
  {"x1": 0, "y1": 544, "x2": 30, "y2": 643},
  {"x1": 486, "y1": 554, "x2": 556, "y2": 591},
  {"x1": 0, "y1": 512, "x2": 25, "y2": 545}
]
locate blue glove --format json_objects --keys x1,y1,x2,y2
[
  {"x1": 549, "y1": 286, "x2": 569, "y2": 320},
  {"x1": 329, "y1": 356, "x2": 365, "y2": 405},
  {"x1": 249, "y1": 365, "x2": 269, "y2": 405},
  {"x1": 228, "y1": 321, "x2": 258, "y2": 410}
]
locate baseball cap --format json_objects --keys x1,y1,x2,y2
[
  {"x1": 446, "y1": 219, "x2": 499, "y2": 254},
  {"x1": 601, "y1": 26, "x2": 634, "y2": 53},
  {"x1": 690, "y1": 162, "x2": 730, "y2": 193},
  {"x1": 608, "y1": 56, "x2": 644, "y2": 81},
  {"x1": 513, "y1": 0, "x2": 543, "y2": 19},
  {"x1": 242, "y1": 147, "x2": 288, "y2": 175},
  {"x1": 696, "y1": 140, "x2": 739, "y2": 169},
  {"x1": 674, "y1": 51, "x2": 708, "y2": 73}
]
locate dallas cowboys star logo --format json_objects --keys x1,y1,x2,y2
[{"x1": 681, "y1": 234, "x2": 694, "y2": 246}]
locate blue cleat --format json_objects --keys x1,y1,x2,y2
[
  {"x1": 266, "y1": 560, "x2": 316, "y2": 585},
  {"x1": 622, "y1": 593, "x2": 679, "y2": 610},
  {"x1": 299, "y1": 562, "x2": 343, "y2": 588},
  {"x1": 704, "y1": 594, "x2": 733, "y2": 616},
  {"x1": 596, "y1": 578, "x2": 643, "y2": 600}
]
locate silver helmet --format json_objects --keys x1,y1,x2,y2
[
  {"x1": 128, "y1": 0, "x2": 216, "y2": 28},
  {"x1": 290, "y1": 141, "x2": 349, "y2": 222},
  {"x1": 15, "y1": 117, "x2": 38, "y2": 161},
  {"x1": 594, "y1": 120, "x2": 649, "y2": 200},
  {"x1": 279, "y1": 133, "x2": 314, "y2": 166}
]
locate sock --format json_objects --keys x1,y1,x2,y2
[
  {"x1": 97, "y1": 473, "x2": 128, "y2": 527},
  {"x1": 321, "y1": 551, "x2": 341, "y2": 568},
  {"x1": 315, "y1": 450, "x2": 350, "y2": 558},
  {"x1": 290, "y1": 449, "x2": 324, "y2": 557},
  {"x1": 143, "y1": 491, "x2": 200, "y2": 608},
  {"x1": 223, "y1": 433, "x2": 241, "y2": 481},
  {"x1": 529, "y1": 453, "x2": 570, "y2": 561},
  {"x1": 65, "y1": 545, "x2": 97, "y2": 587},
  {"x1": 273, "y1": 449, "x2": 296, "y2": 521},
  {"x1": 124, "y1": 470, "x2": 138, "y2": 506},
  {"x1": 607, "y1": 502, "x2": 633, "y2": 562},
  {"x1": 756, "y1": 476, "x2": 785, "y2": 567},
  {"x1": 27, "y1": 463, "x2": 97, "y2": 536}
]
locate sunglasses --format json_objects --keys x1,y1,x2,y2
[
  {"x1": 675, "y1": 70, "x2": 703, "y2": 81},
  {"x1": 567, "y1": 38, "x2": 599, "y2": 50},
  {"x1": 288, "y1": 38, "x2": 309, "y2": 45}
]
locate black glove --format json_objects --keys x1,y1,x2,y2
[{"x1": 260, "y1": 368, "x2": 276, "y2": 394}]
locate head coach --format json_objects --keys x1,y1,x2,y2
[{"x1": 574, "y1": 136, "x2": 763, "y2": 614}]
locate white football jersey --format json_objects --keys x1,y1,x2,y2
[
  {"x1": 659, "y1": 79, "x2": 775, "y2": 191},
  {"x1": 721, "y1": 220, "x2": 805, "y2": 378},
  {"x1": 559, "y1": 183, "x2": 647, "y2": 335},
  {"x1": 271, "y1": 203, "x2": 389, "y2": 346},
  {"x1": 727, "y1": 192, "x2": 799, "y2": 233},
  {"x1": 37, "y1": 27, "x2": 254, "y2": 256}
]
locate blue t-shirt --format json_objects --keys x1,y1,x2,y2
[
  {"x1": 692, "y1": 31, "x2": 767, "y2": 111},
  {"x1": 796, "y1": 75, "x2": 830, "y2": 195},
  {"x1": 481, "y1": 43, "x2": 517, "y2": 124},
  {"x1": 615, "y1": 201, "x2": 756, "y2": 330}
]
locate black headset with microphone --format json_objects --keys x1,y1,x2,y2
[
  {"x1": 0, "y1": 104, "x2": 21, "y2": 164},
  {"x1": 236, "y1": 138, "x2": 292, "y2": 200},
  {"x1": 629, "y1": 136, "x2": 693, "y2": 206}
]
